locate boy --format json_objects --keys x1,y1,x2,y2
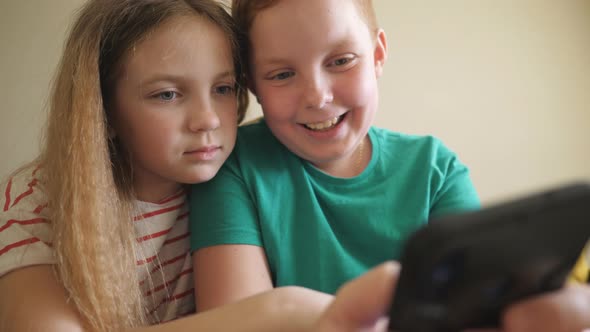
[{"x1": 190, "y1": 0, "x2": 480, "y2": 311}]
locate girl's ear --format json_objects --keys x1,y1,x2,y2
[{"x1": 373, "y1": 29, "x2": 388, "y2": 78}]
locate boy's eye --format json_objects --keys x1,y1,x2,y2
[
  {"x1": 333, "y1": 58, "x2": 350, "y2": 66},
  {"x1": 271, "y1": 71, "x2": 295, "y2": 81},
  {"x1": 329, "y1": 56, "x2": 355, "y2": 67},
  {"x1": 156, "y1": 91, "x2": 178, "y2": 101},
  {"x1": 215, "y1": 85, "x2": 236, "y2": 95}
]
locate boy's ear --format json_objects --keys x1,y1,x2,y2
[{"x1": 373, "y1": 29, "x2": 388, "y2": 78}]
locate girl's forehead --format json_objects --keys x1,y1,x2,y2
[
  {"x1": 123, "y1": 16, "x2": 233, "y2": 66},
  {"x1": 114, "y1": 16, "x2": 235, "y2": 87}
]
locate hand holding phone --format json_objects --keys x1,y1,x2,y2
[{"x1": 388, "y1": 183, "x2": 590, "y2": 332}]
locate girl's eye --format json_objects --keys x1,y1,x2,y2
[
  {"x1": 271, "y1": 71, "x2": 295, "y2": 81},
  {"x1": 215, "y1": 85, "x2": 236, "y2": 95},
  {"x1": 156, "y1": 91, "x2": 178, "y2": 101}
]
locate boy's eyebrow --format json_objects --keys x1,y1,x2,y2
[
  {"x1": 253, "y1": 57, "x2": 287, "y2": 67},
  {"x1": 254, "y1": 39, "x2": 357, "y2": 66}
]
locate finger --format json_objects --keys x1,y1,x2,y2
[
  {"x1": 502, "y1": 284, "x2": 590, "y2": 332},
  {"x1": 316, "y1": 261, "x2": 400, "y2": 331}
]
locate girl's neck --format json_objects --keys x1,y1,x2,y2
[{"x1": 134, "y1": 180, "x2": 183, "y2": 203}]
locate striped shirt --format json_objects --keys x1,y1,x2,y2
[{"x1": 0, "y1": 166, "x2": 194, "y2": 324}]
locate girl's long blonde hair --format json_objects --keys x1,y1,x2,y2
[{"x1": 39, "y1": 0, "x2": 247, "y2": 330}]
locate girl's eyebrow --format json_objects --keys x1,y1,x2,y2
[
  {"x1": 140, "y1": 70, "x2": 235, "y2": 86},
  {"x1": 141, "y1": 73, "x2": 187, "y2": 86},
  {"x1": 214, "y1": 70, "x2": 236, "y2": 81}
]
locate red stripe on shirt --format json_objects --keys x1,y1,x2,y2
[
  {"x1": 166, "y1": 288, "x2": 194, "y2": 302},
  {"x1": 133, "y1": 202, "x2": 185, "y2": 222},
  {"x1": 136, "y1": 254, "x2": 158, "y2": 266},
  {"x1": 150, "y1": 252, "x2": 188, "y2": 273},
  {"x1": 157, "y1": 191, "x2": 186, "y2": 205},
  {"x1": 0, "y1": 237, "x2": 41, "y2": 256},
  {"x1": 33, "y1": 203, "x2": 48, "y2": 214},
  {"x1": 0, "y1": 217, "x2": 49, "y2": 233},
  {"x1": 176, "y1": 211, "x2": 188, "y2": 221},
  {"x1": 11, "y1": 179, "x2": 38, "y2": 209},
  {"x1": 3, "y1": 178, "x2": 12, "y2": 212},
  {"x1": 163, "y1": 232, "x2": 189, "y2": 245},
  {"x1": 32, "y1": 165, "x2": 41, "y2": 176},
  {"x1": 145, "y1": 268, "x2": 193, "y2": 296},
  {"x1": 137, "y1": 227, "x2": 173, "y2": 243},
  {"x1": 140, "y1": 253, "x2": 188, "y2": 285}
]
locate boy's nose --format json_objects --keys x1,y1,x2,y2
[
  {"x1": 304, "y1": 75, "x2": 333, "y2": 110},
  {"x1": 188, "y1": 99, "x2": 221, "y2": 132}
]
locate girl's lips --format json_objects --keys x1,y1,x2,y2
[{"x1": 184, "y1": 146, "x2": 221, "y2": 161}]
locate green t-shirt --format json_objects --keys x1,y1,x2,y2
[{"x1": 191, "y1": 121, "x2": 480, "y2": 294}]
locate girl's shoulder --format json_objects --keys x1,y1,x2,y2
[
  {"x1": 1, "y1": 164, "x2": 48, "y2": 216},
  {"x1": 0, "y1": 164, "x2": 54, "y2": 278}
]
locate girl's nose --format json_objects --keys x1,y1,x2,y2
[{"x1": 188, "y1": 99, "x2": 221, "y2": 132}]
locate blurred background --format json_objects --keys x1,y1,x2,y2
[{"x1": 1, "y1": 0, "x2": 588, "y2": 204}]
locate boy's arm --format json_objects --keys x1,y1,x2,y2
[
  {"x1": 190, "y1": 153, "x2": 274, "y2": 311},
  {"x1": 193, "y1": 244, "x2": 273, "y2": 311},
  {"x1": 429, "y1": 146, "x2": 480, "y2": 218}
]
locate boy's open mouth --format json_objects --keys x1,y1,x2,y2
[{"x1": 301, "y1": 113, "x2": 346, "y2": 131}]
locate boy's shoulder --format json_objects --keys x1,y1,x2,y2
[
  {"x1": 233, "y1": 118, "x2": 287, "y2": 160},
  {"x1": 238, "y1": 117, "x2": 272, "y2": 139},
  {"x1": 370, "y1": 126, "x2": 452, "y2": 156}
]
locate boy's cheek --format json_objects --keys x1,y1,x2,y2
[
  {"x1": 258, "y1": 90, "x2": 297, "y2": 117},
  {"x1": 335, "y1": 74, "x2": 377, "y2": 109}
]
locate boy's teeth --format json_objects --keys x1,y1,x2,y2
[{"x1": 305, "y1": 116, "x2": 340, "y2": 130}]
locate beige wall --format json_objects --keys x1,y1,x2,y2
[
  {"x1": 0, "y1": 0, "x2": 84, "y2": 177},
  {"x1": 1, "y1": 0, "x2": 588, "y2": 203}
]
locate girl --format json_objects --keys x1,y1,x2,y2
[{"x1": 0, "y1": 0, "x2": 399, "y2": 331}]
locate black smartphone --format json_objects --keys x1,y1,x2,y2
[{"x1": 388, "y1": 182, "x2": 590, "y2": 332}]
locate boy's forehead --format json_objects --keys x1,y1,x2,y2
[
  {"x1": 247, "y1": 0, "x2": 371, "y2": 30},
  {"x1": 250, "y1": 0, "x2": 368, "y2": 44}
]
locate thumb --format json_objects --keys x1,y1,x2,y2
[{"x1": 315, "y1": 261, "x2": 400, "y2": 332}]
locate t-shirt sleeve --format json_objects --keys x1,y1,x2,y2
[
  {"x1": 189, "y1": 153, "x2": 263, "y2": 251},
  {"x1": 0, "y1": 169, "x2": 55, "y2": 278},
  {"x1": 429, "y1": 141, "x2": 480, "y2": 219}
]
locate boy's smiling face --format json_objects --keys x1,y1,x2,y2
[{"x1": 250, "y1": 0, "x2": 386, "y2": 176}]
